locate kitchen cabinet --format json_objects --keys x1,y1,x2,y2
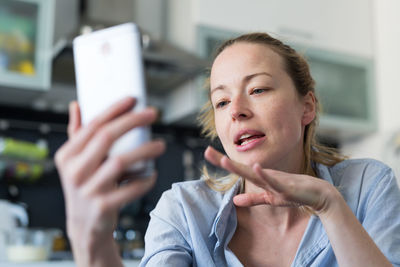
[
  {"x1": 298, "y1": 45, "x2": 376, "y2": 140},
  {"x1": 195, "y1": 0, "x2": 374, "y2": 58},
  {"x1": 0, "y1": 0, "x2": 79, "y2": 90}
]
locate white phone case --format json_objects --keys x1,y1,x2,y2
[{"x1": 73, "y1": 23, "x2": 152, "y2": 176}]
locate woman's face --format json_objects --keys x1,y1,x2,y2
[{"x1": 210, "y1": 43, "x2": 315, "y2": 173}]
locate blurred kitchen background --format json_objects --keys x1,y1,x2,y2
[{"x1": 0, "y1": 0, "x2": 399, "y2": 263}]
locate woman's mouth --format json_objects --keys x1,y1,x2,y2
[{"x1": 234, "y1": 131, "x2": 266, "y2": 152}]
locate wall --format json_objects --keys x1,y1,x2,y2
[
  {"x1": 341, "y1": 0, "x2": 400, "y2": 182},
  {"x1": 165, "y1": 0, "x2": 197, "y2": 52}
]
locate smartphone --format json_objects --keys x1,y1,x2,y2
[{"x1": 73, "y1": 23, "x2": 153, "y2": 176}]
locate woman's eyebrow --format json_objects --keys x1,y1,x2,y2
[
  {"x1": 243, "y1": 72, "x2": 272, "y2": 83},
  {"x1": 210, "y1": 72, "x2": 272, "y2": 96}
]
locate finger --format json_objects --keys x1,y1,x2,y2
[
  {"x1": 118, "y1": 139, "x2": 165, "y2": 174},
  {"x1": 233, "y1": 192, "x2": 269, "y2": 207},
  {"x1": 62, "y1": 97, "x2": 137, "y2": 159},
  {"x1": 253, "y1": 164, "x2": 323, "y2": 208},
  {"x1": 205, "y1": 146, "x2": 267, "y2": 188},
  {"x1": 204, "y1": 146, "x2": 225, "y2": 167},
  {"x1": 205, "y1": 146, "x2": 254, "y2": 179},
  {"x1": 72, "y1": 108, "x2": 158, "y2": 182},
  {"x1": 220, "y1": 156, "x2": 269, "y2": 189},
  {"x1": 67, "y1": 101, "x2": 81, "y2": 138},
  {"x1": 105, "y1": 172, "x2": 157, "y2": 210},
  {"x1": 81, "y1": 140, "x2": 165, "y2": 194},
  {"x1": 253, "y1": 163, "x2": 285, "y2": 192},
  {"x1": 220, "y1": 156, "x2": 254, "y2": 181},
  {"x1": 234, "y1": 190, "x2": 303, "y2": 208}
]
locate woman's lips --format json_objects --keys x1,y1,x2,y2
[
  {"x1": 235, "y1": 135, "x2": 266, "y2": 152},
  {"x1": 234, "y1": 129, "x2": 265, "y2": 144}
]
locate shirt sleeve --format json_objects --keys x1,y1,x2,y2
[
  {"x1": 361, "y1": 168, "x2": 400, "y2": 266},
  {"x1": 139, "y1": 189, "x2": 193, "y2": 267}
]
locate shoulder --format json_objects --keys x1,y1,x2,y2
[
  {"x1": 317, "y1": 158, "x2": 399, "y2": 217},
  {"x1": 331, "y1": 158, "x2": 391, "y2": 174},
  {"x1": 319, "y1": 158, "x2": 394, "y2": 188}
]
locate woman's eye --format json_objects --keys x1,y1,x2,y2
[
  {"x1": 216, "y1": 100, "x2": 229, "y2": 108},
  {"x1": 251, "y1": 88, "x2": 267, "y2": 95}
]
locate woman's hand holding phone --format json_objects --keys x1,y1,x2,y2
[{"x1": 55, "y1": 97, "x2": 165, "y2": 267}]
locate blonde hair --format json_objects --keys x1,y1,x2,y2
[{"x1": 198, "y1": 32, "x2": 346, "y2": 191}]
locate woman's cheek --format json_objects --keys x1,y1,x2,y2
[
  {"x1": 214, "y1": 113, "x2": 225, "y2": 136},
  {"x1": 215, "y1": 116, "x2": 232, "y2": 152}
]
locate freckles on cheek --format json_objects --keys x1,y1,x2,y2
[
  {"x1": 268, "y1": 104, "x2": 301, "y2": 135},
  {"x1": 279, "y1": 114, "x2": 304, "y2": 141}
]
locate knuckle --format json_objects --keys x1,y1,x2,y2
[
  {"x1": 281, "y1": 184, "x2": 294, "y2": 198},
  {"x1": 67, "y1": 165, "x2": 85, "y2": 186},
  {"x1": 287, "y1": 180, "x2": 296, "y2": 191},
  {"x1": 78, "y1": 185, "x2": 92, "y2": 199},
  {"x1": 54, "y1": 149, "x2": 64, "y2": 166},
  {"x1": 67, "y1": 124, "x2": 75, "y2": 137},
  {"x1": 109, "y1": 156, "x2": 125, "y2": 173},
  {"x1": 54, "y1": 139, "x2": 75, "y2": 166},
  {"x1": 83, "y1": 118, "x2": 102, "y2": 137},
  {"x1": 54, "y1": 146, "x2": 69, "y2": 168},
  {"x1": 88, "y1": 117, "x2": 101, "y2": 129},
  {"x1": 94, "y1": 198, "x2": 110, "y2": 214},
  {"x1": 97, "y1": 128, "x2": 114, "y2": 146}
]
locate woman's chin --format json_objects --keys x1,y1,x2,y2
[{"x1": 233, "y1": 156, "x2": 268, "y2": 168}]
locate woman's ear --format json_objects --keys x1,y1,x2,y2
[{"x1": 302, "y1": 91, "x2": 316, "y2": 126}]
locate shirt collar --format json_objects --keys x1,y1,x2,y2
[{"x1": 208, "y1": 178, "x2": 242, "y2": 248}]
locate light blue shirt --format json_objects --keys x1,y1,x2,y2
[{"x1": 140, "y1": 159, "x2": 400, "y2": 266}]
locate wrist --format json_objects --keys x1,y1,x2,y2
[
  {"x1": 70, "y1": 234, "x2": 122, "y2": 267},
  {"x1": 314, "y1": 183, "x2": 344, "y2": 217}
]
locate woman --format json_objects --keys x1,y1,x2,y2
[
  {"x1": 139, "y1": 33, "x2": 400, "y2": 266},
  {"x1": 56, "y1": 32, "x2": 400, "y2": 267}
]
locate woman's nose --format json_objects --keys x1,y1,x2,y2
[{"x1": 230, "y1": 96, "x2": 252, "y2": 120}]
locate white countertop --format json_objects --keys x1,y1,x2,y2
[{"x1": 0, "y1": 260, "x2": 140, "y2": 267}]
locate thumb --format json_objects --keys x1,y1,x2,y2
[{"x1": 233, "y1": 192, "x2": 269, "y2": 207}]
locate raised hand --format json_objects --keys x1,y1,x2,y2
[
  {"x1": 55, "y1": 97, "x2": 165, "y2": 266},
  {"x1": 204, "y1": 146, "x2": 333, "y2": 214}
]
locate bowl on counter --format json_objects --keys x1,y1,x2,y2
[{"x1": 5, "y1": 228, "x2": 62, "y2": 262}]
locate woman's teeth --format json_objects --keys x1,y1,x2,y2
[
  {"x1": 240, "y1": 138, "x2": 254, "y2": 146},
  {"x1": 238, "y1": 135, "x2": 258, "y2": 145},
  {"x1": 239, "y1": 134, "x2": 252, "y2": 140}
]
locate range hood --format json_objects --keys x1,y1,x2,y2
[{"x1": 142, "y1": 37, "x2": 208, "y2": 95}]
